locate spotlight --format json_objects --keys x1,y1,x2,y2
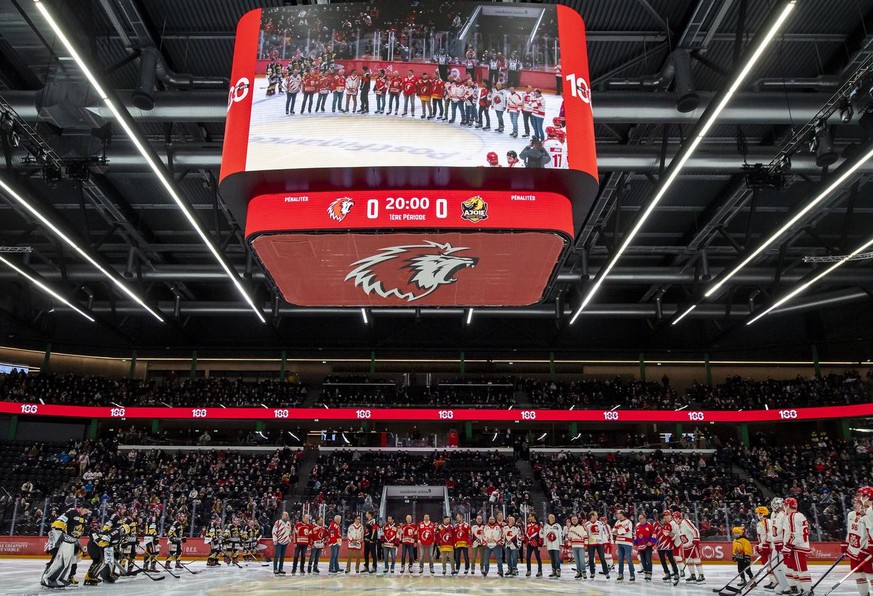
[
  {"x1": 813, "y1": 120, "x2": 837, "y2": 167},
  {"x1": 839, "y1": 102, "x2": 854, "y2": 124},
  {"x1": 42, "y1": 163, "x2": 63, "y2": 186}
]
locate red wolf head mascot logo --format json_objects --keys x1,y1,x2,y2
[
  {"x1": 345, "y1": 241, "x2": 478, "y2": 302},
  {"x1": 327, "y1": 197, "x2": 354, "y2": 222}
]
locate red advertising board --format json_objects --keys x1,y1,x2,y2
[
  {"x1": 0, "y1": 537, "x2": 842, "y2": 563},
  {"x1": 2, "y1": 401, "x2": 871, "y2": 423}
]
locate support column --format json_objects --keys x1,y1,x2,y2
[
  {"x1": 87, "y1": 419, "x2": 98, "y2": 440},
  {"x1": 279, "y1": 351, "x2": 287, "y2": 379},
  {"x1": 151, "y1": 419, "x2": 160, "y2": 435},
  {"x1": 639, "y1": 353, "x2": 646, "y2": 382},
  {"x1": 675, "y1": 423, "x2": 683, "y2": 438},
  {"x1": 740, "y1": 423, "x2": 750, "y2": 448},
  {"x1": 7, "y1": 415, "x2": 17, "y2": 441},
  {"x1": 256, "y1": 421, "x2": 265, "y2": 433},
  {"x1": 549, "y1": 352, "x2": 556, "y2": 379},
  {"x1": 811, "y1": 345, "x2": 821, "y2": 378},
  {"x1": 840, "y1": 419, "x2": 852, "y2": 441},
  {"x1": 569, "y1": 422, "x2": 578, "y2": 437},
  {"x1": 704, "y1": 353, "x2": 713, "y2": 386},
  {"x1": 128, "y1": 350, "x2": 137, "y2": 380},
  {"x1": 465, "y1": 422, "x2": 472, "y2": 441},
  {"x1": 370, "y1": 351, "x2": 376, "y2": 376},
  {"x1": 190, "y1": 351, "x2": 198, "y2": 379},
  {"x1": 42, "y1": 343, "x2": 51, "y2": 373}
]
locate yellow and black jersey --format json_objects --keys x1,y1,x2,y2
[
  {"x1": 167, "y1": 521, "x2": 184, "y2": 543},
  {"x1": 51, "y1": 509, "x2": 86, "y2": 538}
]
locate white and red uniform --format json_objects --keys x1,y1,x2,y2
[
  {"x1": 613, "y1": 518, "x2": 633, "y2": 546},
  {"x1": 543, "y1": 138, "x2": 567, "y2": 169},
  {"x1": 483, "y1": 522, "x2": 502, "y2": 548},
  {"x1": 677, "y1": 517, "x2": 701, "y2": 563},
  {"x1": 530, "y1": 94, "x2": 545, "y2": 118},
  {"x1": 784, "y1": 510, "x2": 811, "y2": 588},
  {"x1": 345, "y1": 75, "x2": 360, "y2": 96},
  {"x1": 847, "y1": 509, "x2": 873, "y2": 595},
  {"x1": 585, "y1": 519, "x2": 606, "y2": 546},
  {"x1": 346, "y1": 522, "x2": 363, "y2": 550},
  {"x1": 504, "y1": 524, "x2": 521, "y2": 551}
]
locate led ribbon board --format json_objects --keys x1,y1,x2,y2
[
  {"x1": 4, "y1": 402, "x2": 871, "y2": 423},
  {"x1": 219, "y1": 2, "x2": 598, "y2": 308}
]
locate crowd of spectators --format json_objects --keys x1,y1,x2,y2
[
  {"x1": 0, "y1": 371, "x2": 306, "y2": 408},
  {"x1": 316, "y1": 375, "x2": 516, "y2": 408},
  {"x1": 524, "y1": 377, "x2": 679, "y2": 409},
  {"x1": 531, "y1": 449, "x2": 758, "y2": 540},
  {"x1": 731, "y1": 434, "x2": 873, "y2": 540},
  {"x1": 306, "y1": 449, "x2": 530, "y2": 523},
  {"x1": 0, "y1": 440, "x2": 303, "y2": 537},
  {"x1": 685, "y1": 372, "x2": 873, "y2": 409}
]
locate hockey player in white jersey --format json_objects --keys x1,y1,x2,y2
[
  {"x1": 673, "y1": 511, "x2": 704, "y2": 583},
  {"x1": 770, "y1": 497, "x2": 791, "y2": 593},
  {"x1": 543, "y1": 126, "x2": 568, "y2": 169},
  {"x1": 783, "y1": 497, "x2": 812, "y2": 595},
  {"x1": 846, "y1": 496, "x2": 873, "y2": 596}
]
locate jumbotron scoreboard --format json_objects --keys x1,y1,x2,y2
[{"x1": 219, "y1": 1, "x2": 599, "y2": 308}]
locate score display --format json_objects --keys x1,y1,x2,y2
[{"x1": 2, "y1": 402, "x2": 871, "y2": 423}]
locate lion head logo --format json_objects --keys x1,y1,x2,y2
[
  {"x1": 461, "y1": 196, "x2": 489, "y2": 223},
  {"x1": 327, "y1": 197, "x2": 354, "y2": 222},
  {"x1": 345, "y1": 241, "x2": 479, "y2": 302}
]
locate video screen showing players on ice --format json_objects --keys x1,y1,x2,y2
[{"x1": 248, "y1": 2, "x2": 572, "y2": 171}]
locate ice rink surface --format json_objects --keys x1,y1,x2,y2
[
  {"x1": 245, "y1": 76, "x2": 568, "y2": 170},
  {"x1": 4, "y1": 560, "x2": 862, "y2": 596}
]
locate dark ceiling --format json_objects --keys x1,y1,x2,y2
[{"x1": 0, "y1": 0, "x2": 872, "y2": 361}]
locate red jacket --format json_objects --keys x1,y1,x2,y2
[
  {"x1": 417, "y1": 521, "x2": 436, "y2": 546},
  {"x1": 400, "y1": 523, "x2": 417, "y2": 544}
]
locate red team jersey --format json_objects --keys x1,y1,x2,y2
[
  {"x1": 417, "y1": 521, "x2": 436, "y2": 546},
  {"x1": 388, "y1": 77, "x2": 402, "y2": 94},
  {"x1": 454, "y1": 522, "x2": 470, "y2": 547},
  {"x1": 402, "y1": 76, "x2": 417, "y2": 95},
  {"x1": 294, "y1": 522, "x2": 311, "y2": 545},
  {"x1": 310, "y1": 526, "x2": 327, "y2": 547},
  {"x1": 526, "y1": 522, "x2": 543, "y2": 547},
  {"x1": 374, "y1": 76, "x2": 387, "y2": 94},
  {"x1": 416, "y1": 79, "x2": 433, "y2": 97},
  {"x1": 327, "y1": 521, "x2": 341, "y2": 546},
  {"x1": 383, "y1": 524, "x2": 399, "y2": 547},
  {"x1": 431, "y1": 78, "x2": 446, "y2": 98},
  {"x1": 401, "y1": 522, "x2": 417, "y2": 544},
  {"x1": 332, "y1": 74, "x2": 345, "y2": 92},
  {"x1": 438, "y1": 525, "x2": 454, "y2": 548}
]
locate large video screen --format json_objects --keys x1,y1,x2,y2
[{"x1": 222, "y1": 1, "x2": 595, "y2": 175}]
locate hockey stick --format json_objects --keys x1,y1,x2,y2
[
  {"x1": 808, "y1": 553, "x2": 845, "y2": 594},
  {"x1": 246, "y1": 550, "x2": 271, "y2": 567},
  {"x1": 712, "y1": 555, "x2": 762, "y2": 593},
  {"x1": 127, "y1": 560, "x2": 166, "y2": 581},
  {"x1": 153, "y1": 557, "x2": 181, "y2": 579},
  {"x1": 722, "y1": 554, "x2": 784, "y2": 596},
  {"x1": 176, "y1": 560, "x2": 200, "y2": 575},
  {"x1": 822, "y1": 554, "x2": 872, "y2": 596}
]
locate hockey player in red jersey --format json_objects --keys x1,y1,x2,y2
[
  {"x1": 525, "y1": 513, "x2": 544, "y2": 577},
  {"x1": 417, "y1": 514, "x2": 436, "y2": 574},
  {"x1": 382, "y1": 516, "x2": 400, "y2": 573},
  {"x1": 291, "y1": 513, "x2": 311, "y2": 575},
  {"x1": 437, "y1": 516, "x2": 457, "y2": 575},
  {"x1": 401, "y1": 69, "x2": 417, "y2": 117},
  {"x1": 399, "y1": 514, "x2": 417, "y2": 573},
  {"x1": 657, "y1": 510, "x2": 680, "y2": 585},
  {"x1": 454, "y1": 513, "x2": 471, "y2": 574}
]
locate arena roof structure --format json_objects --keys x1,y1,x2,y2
[{"x1": 0, "y1": 0, "x2": 872, "y2": 360}]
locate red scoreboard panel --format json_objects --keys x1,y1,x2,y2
[
  {"x1": 246, "y1": 190, "x2": 572, "y2": 306},
  {"x1": 220, "y1": 2, "x2": 598, "y2": 308}
]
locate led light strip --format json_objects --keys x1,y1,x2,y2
[
  {"x1": 569, "y1": 0, "x2": 797, "y2": 325},
  {"x1": 706, "y1": 144, "x2": 873, "y2": 299},
  {"x1": 0, "y1": 254, "x2": 94, "y2": 322},
  {"x1": 0, "y1": 176, "x2": 163, "y2": 322},
  {"x1": 33, "y1": 0, "x2": 266, "y2": 324},
  {"x1": 747, "y1": 234, "x2": 873, "y2": 325}
]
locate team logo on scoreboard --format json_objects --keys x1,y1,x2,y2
[
  {"x1": 460, "y1": 196, "x2": 489, "y2": 223},
  {"x1": 327, "y1": 197, "x2": 355, "y2": 222},
  {"x1": 345, "y1": 241, "x2": 479, "y2": 302}
]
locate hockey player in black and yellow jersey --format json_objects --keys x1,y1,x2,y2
[
  {"x1": 142, "y1": 514, "x2": 159, "y2": 572},
  {"x1": 120, "y1": 515, "x2": 139, "y2": 574},
  {"x1": 85, "y1": 508, "x2": 123, "y2": 585},
  {"x1": 732, "y1": 526, "x2": 754, "y2": 587},
  {"x1": 165, "y1": 512, "x2": 187, "y2": 569},
  {"x1": 205, "y1": 515, "x2": 223, "y2": 567},
  {"x1": 223, "y1": 517, "x2": 243, "y2": 565},
  {"x1": 41, "y1": 503, "x2": 89, "y2": 589}
]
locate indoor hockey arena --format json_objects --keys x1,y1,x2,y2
[{"x1": 0, "y1": 0, "x2": 872, "y2": 595}]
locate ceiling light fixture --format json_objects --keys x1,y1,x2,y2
[
  {"x1": 0, "y1": 254, "x2": 94, "y2": 322},
  {"x1": 569, "y1": 0, "x2": 796, "y2": 325},
  {"x1": 0, "y1": 176, "x2": 162, "y2": 322},
  {"x1": 33, "y1": 0, "x2": 265, "y2": 323}
]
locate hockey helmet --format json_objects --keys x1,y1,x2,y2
[
  {"x1": 755, "y1": 506, "x2": 769, "y2": 516},
  {"x1": 672, "y1": 511, "x2": 683, "y2": 519},
  {"x1": 552, "y1": 116, "x2": 564, "y2": 128},
  {"x1": 661, "y1": 510, "x2": 672, "y2": 518},
  {"x1": 506, "y1": 150, "x2": 518, "y2": 159},
  {"x1": 770, "y1": 497, "x2": 784, "y2": 511},
  {"x1": 545, "y1": 126, "x2": 559, "y2": 139},
  {"x1": 857, "y1": 486, "x2": 873, "y2": 501},
  {"x1": 783, "y1": 497, "x2": 798, "y2": 510},
  {"x1": 731, "y1": 526, "x2": 745, "y2": 537},
  {"x1": 486, "y1": 151, "x2": 499, "y2": 164}
]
